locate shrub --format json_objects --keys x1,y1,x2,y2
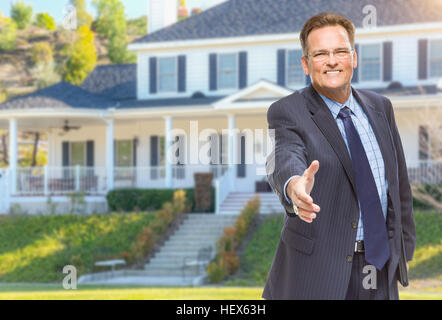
[
  {"x1": 63, "y1": 25, "x2": 97, "y2": 85},
  {"x1": 125, "y1": 190, "x2": 188, "y2": 261},
  {"x1": 0, "y1": 12, "x2": 17, "y2": 52},
  {"x1": 207, "y1": 259, "x2": 226, "y2": 283},
  {"x1": 34, "y1": 13, "x2": 56, "y2": 30},
  {"x1": 220, "y1": 250, "x2": 240, "y2": 275},
  {"x1": 129, "y1": 226, "x2": 157, "y2": 261},
  {"x1": 11, "y1": 1, "x2": 33, "y2": 30},
  {"x1": 31, "y1": 42, "x2": 53, "y2": 66},
  {"x1": 106, "y1": 188, "x2": 212, "y2": 213},
  {"x1": 207, "y1": 196, "x2": 261, "y2": 283}
]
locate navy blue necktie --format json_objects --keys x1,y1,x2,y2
[{"x1": 338, "y1": 106, "x2": 390, "y2": 271}]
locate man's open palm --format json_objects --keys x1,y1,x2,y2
[{"x1": 287, "y1": 160, "x2": 321, "y2": 223}]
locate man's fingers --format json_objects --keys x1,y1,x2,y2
[
  {"x1": 295, "y1": 198, "x2": 320, "y2": 213},
  {"x1": 304, "y1": 160, "x2": 320, "y2": 179},
  {"x1": 298, "y1": 208, "x2": 317, "y2": 220}
]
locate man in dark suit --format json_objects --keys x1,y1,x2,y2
[{"x1": 262, "y1": 12, "x2": 416, "y2": 300}]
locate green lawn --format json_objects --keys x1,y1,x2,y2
[
  {"x1": 225, "y1": 211, "x2": 442, "y2": 287},
  {"x1": 0, "y1": 213, "x2": 156, "y2": 282},
  {"x1": 0, "y1": 285, "x2": 440, "y2": 300}
]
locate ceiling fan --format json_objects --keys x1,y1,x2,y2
[{"x1": 58, "y1": 120, "x2": 81, "y2": 136}]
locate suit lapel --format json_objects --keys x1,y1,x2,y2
[
  {"x1": 302, "y1": 85, "x2": 357, "y2": 197},
  {"x1": 351, "y1": 88, "x2": 396, "y2": 187}
]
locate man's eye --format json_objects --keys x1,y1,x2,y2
[{"x1": 314, "y1": 52, "x2": 327, "y2": 57}]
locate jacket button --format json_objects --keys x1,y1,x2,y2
[
  {"x1": 346, "y1": 255, "x2": 353, "y2": 263},
  {"x1": 352, "y1": 221, "x2": 358, "y2": 229}
]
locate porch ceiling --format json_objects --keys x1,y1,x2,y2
[{"x1": 0, "y1": 117, "x2": 107, "y2": 131}]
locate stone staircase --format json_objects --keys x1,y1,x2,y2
[
  {"x1": 219, "y1": 192, "x2": 284, "y2": 214},
  {"x1": 78, "y1": 213, "x2": 237, "y2": 286}
]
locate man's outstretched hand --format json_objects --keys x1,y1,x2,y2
[{"x1": 286, "y1": 160, "x2": 321, "y2": 223}]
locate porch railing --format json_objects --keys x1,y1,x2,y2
[
  {"x1": 9, "y1": 161, "x2": 441, "y2": 197},
  {"x1": 13, "y1": 165, "x2": 230, "y2": 196},
  {"x1": 407, "y1": 160, "x2": 442, "y2": 185},
  {"x1": 16, "y1": 166, "x2": 107, "y2": 196},
  {"x1": 215, "y1": 166, "x2": 236, "y2": 214}
]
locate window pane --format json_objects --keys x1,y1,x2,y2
[
  {"x1": 287, "y1": 50, "x2": 304, "y2": 85},
  {"x1": 158, "y1": 57, "x2": 176, "y2": 92},
  {"x1": 219, "y1": 53, "x2": 237, "y2": 89},
  {"x1": 159, "y1": 75, "x2": 176, "y2": 92},
  {"x1": 361, "y1": 44, "x2": 381, "y2": 81},
  {"x1": 159, "y1": 57, "x2": 175, "y2": 74},
  {"x1": 117, "y1": 140, "x2": 132, "y2": 167},
  {"x1": 71, "y1": 142, "x2": 85, "y2": 166},
  {"x1": 219, "y1": 53, "x2": 236, "y2": 70},
  {"x1": 430, "y1": 40, "x2": 442, "y2": 77}
]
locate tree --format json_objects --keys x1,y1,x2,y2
[
  {"x1": 31, "y1": 42, "x2": 53, "y2": 66},
  {"x1": 34, "y1": 12, "x2": 56, "y2": 30},
  {"x1": 0, "y1": 11, "x2": 17, "y2": 52},
  {"x1": 93, "y1": 0, "x2": 135, "y2": 64},
  {"x1": 71, "y1": 0, "x2": 93, "y2": 28},
  {"x1": 63, "y1": 25, "x2": 97, "y2": 85},
  {"x1": 11, "y1": 1, "x2": 33, "y2": 30}
]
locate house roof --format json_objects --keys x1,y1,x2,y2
[
  {"x1": 0, "y1": 81, "x2": 117, "y2": 111},
  {"x1": 117, "y1": 96, "x2": 225, "y2": 109},
  {"x1": 80, "y1": 64, "x2": 137, "y2": 100},
  {"x1": 370, "y1": 83, "x2": 442, "y2": 96},
  {"x1": 132, "y1": 0, "x2": 442, "y2": 45}
]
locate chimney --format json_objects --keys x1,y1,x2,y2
[{"x1": 148, "y1": 0, "x2": 177, "y2": 34}]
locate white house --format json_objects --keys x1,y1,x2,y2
[{"x1": 0, "y1": 0, "x2": 441, "y2": 215}]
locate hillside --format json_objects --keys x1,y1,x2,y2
[{"x1": 0, "y1": 20, "x2": 145, "y2": 102}]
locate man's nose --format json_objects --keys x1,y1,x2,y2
[{"x1": 327, "y1": 52, "x2": 339, "y2": 65}]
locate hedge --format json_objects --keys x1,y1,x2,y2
[{"x1": 106, "y1": 187, "x2": 215, "y2": 213}]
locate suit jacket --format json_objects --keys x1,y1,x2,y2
[{"x1": 262, "y1": 84, "x2": 416, "y2": 300}]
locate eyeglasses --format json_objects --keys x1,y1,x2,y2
[{"x1": 307, "y1": 49, "x2": 354, "y2": 62}]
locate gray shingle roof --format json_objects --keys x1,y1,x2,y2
[
  {"x1": 0, "y1": 82, "x2": 117, "y2": 110},
  {"x1": 133, "y1": 0, "x2": 442, "y2": 44},
  {"x1": 80, "y1": 64, "x2": 136, "y2": 100},
  {"x1": 117, "y1": 96, "x2": 225, "y2": 109}
]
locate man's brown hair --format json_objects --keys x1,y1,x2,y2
[{"x1": 300, "y1": 12, "x2": 355, "y2": 57}]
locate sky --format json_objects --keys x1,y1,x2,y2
[{"x1": 0, "y1": 0, "x2": 227, "y2": 22}]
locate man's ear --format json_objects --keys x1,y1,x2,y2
[
  {"x1": 353, "y1": 49, "x2": 358, "y2": 69},
  {"x1": 301, "y1": 56, "x2": 310, "y2": 75}
]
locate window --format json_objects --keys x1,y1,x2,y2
[
  {"x1": 360, "y1": 44, "x2": 381, "y2": 81},
  {"x1": 430, "y1": 39, "x2": 442, "y2": 78},
  {"x1": 158, "y1": 57, "x2": 177, "y2": 92},
  {"x1": 218, "y1": 53, "x2": 237, "y2": 89},
  {"x1": 70, "y1": 142, "x2": 86, "y2": 166},
  {"x1": 116, "y1": 140, "x2": 133, "y2": 167},
  {"x1": 287, "y1": 49, "x2": 304, "y2": 86}
]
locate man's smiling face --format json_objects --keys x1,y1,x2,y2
[{"x1": 301, "y1": 25, "x2": 357, "y2": 93}]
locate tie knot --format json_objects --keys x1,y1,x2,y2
[{"x1": 338, "y1": 106, "x2": 352, "y2": 119}]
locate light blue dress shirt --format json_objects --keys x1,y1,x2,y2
[{"x1": 283, "y1": 91, "x2": 388, "y2": 241}]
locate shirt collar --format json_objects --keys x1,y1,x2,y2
[{"x1": 318, "y1": 91, "x2": 355, "y2": 119}]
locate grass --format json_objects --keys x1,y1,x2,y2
[
  {"x1": 225, "y1": 210, "x2": 442, "y2": 287},
  {"x1": 0, "y1": 209, "x2": 439, "y2": 300},
  {"x1": 0, "y1": 285, "x2": 440, "y2": 300},
  {"x1": 0, "y1": 212, "x2": 156, "y2": 282}
]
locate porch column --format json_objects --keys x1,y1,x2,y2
[
  {"x1": 228, "y1": 114, "x2": 237, "y2": 189},
  {"x1": 106, "y1": 119, "x2": 114, "y2": 191},
  {"x1": 164, "y1": 116, "x2": 173, "y2": 188},
  {"x1": 9, "y1": 118, "x2": 17, "y2": 194}
]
